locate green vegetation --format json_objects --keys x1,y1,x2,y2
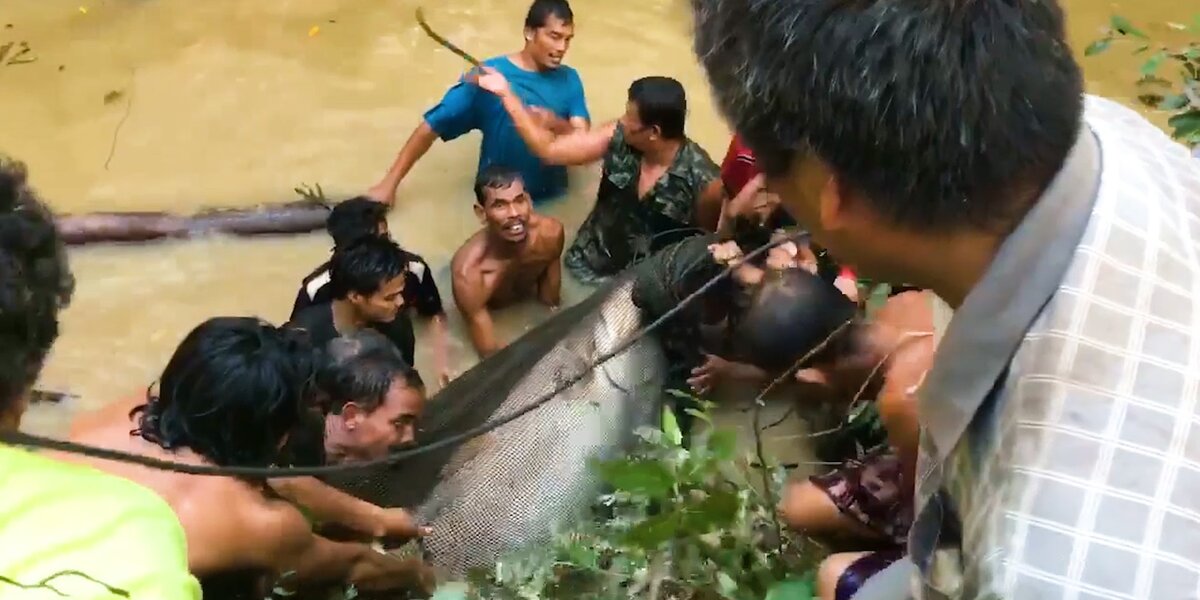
[
  {"x1": 1086, "y1": 14, "x2": 1200, "y2": 144},
  {"x1": 433, "y1": 404, "x2": 821, "y2": 600}
]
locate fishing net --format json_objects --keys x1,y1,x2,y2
[{"x1": 324, "y1": 235, "x2": 725, "y2": 579}]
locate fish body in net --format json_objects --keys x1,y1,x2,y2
[{"x1": 329, "y1": 277, "x2": 665, "y2": 578}]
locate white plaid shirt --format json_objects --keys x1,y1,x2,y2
[{"x1": 911, "y1": 96, "x2": 1200, "y2": 599}]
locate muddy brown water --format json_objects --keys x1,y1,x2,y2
[{"x1": 0, "y1": 0, "x2": 1185, "y2": 438}]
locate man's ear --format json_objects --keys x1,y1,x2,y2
[
  {"x1": 340, "y1": 403, "x2": 364, "y2": 430},
  {"x1": 817, "y1": 174, "x2": 848, "y2": 233},
  {"x1": 473, "y1": 203, "x2": 486, "y2": 223}
]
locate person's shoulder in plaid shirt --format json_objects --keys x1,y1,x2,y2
[{"x1": 688, "y1": 0, "x2": 1200, "y2": 598}]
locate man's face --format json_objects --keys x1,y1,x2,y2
[
  {"x1": 351, "y1": 274, "x2": 406, "y2": 323},
  {"x1": 525, "y1": 16, "x2": 574, "y2": 70},
  {"x1": 619, "y1": 101, "x2": 656, "y2": 152},
  {"x1": 342, "y1": 378, "x2": 426, "y2": 459},
  {"x1": 478, "y1": 180, "x2": 533, "y2": 243}
]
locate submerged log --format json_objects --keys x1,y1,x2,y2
[{"x1": 56, "y1": 199, "x2": 332, "y2": 246}]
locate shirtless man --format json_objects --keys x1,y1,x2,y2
[
  {"x1": 66, "y1": 318, "x2": 433, "y2": 599},
  {"x1": 451, "y1": 165, "x2": 564, "y2": 358},
  {"x1": 735, "y1": 281, "x2": 933, "y2": 600}
]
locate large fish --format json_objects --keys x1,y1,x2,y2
[{"x1": 328, "y1": 276, "x2": 666, "y2": 578}]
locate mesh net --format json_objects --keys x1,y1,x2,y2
[{"x1": 324, "y1": 236, "x2": 723, "y2": 578}]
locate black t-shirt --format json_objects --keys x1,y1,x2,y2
[
  {"x1": 289, "y1": 251, "x2": 444, "y2": 322},
  {"x1": 287, "y1": 302, "x2": 416, "y2": 368}
]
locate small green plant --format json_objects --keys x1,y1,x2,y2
[
  {"x1": 440, "y1": 403, "x2": 820, "y2": 600},
  {"x1": 1086, "y1": 14, "x2": 1200, "y2": 144}
]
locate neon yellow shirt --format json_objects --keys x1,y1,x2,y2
[{"x1": 0, "y1": 445, "x2": 201, "y2": 599}]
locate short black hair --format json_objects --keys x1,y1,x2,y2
[
  {"x1": 691, "y1": 0, "x2": 1084, "y2": 231},
  {"x1": 628, "y1": 77, "x2": 687, "y2": 140},
  {"x1": 525, "y1": 0, "x2": 573, "y2": 29},
  {"x1": 327, "y1": 197, "x2": 388, "y2": 249},
  {"x1": 0, "y1": 156, "x2": 75, "y2": 413},
  {"x1": 473, "y1": 164, "x2": 523, "y2": 206},
  {"x1": 133, "y1": 317, "x2": 317, "y2": 467},
  {"x1": 317, "y1": 329, "x2": 424, "y2": 415},
  {"x1": 733, "y1": 269, "x2": 857, "y2": 372},
  {"x1": 328, "y1": 236, "x2": 408, "y2": 300}
]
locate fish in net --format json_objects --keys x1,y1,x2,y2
[{"x1": 325, "y1": 235, "x2": 726, "y2": 579}]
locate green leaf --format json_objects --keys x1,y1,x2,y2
[
  {"x1": 1111, "y1": 15, "x2": 1147, "y2": 39},
  {"x1": 683, "y1": 407, "x2": 713, "y2": 424},
  {"x1": 1084, "y1": 38, "x2": 1111, "y2": 56},
  {"x1": 1168, "y1": 109, "x2": 1200, "y2": 141},
  {"x1": 430, "y1": 582, "x2": 471, "y2": 600},
  {"x1": 716, "y1": 571, "x2": 738, "y2": 596},
  {"x1": 707, "y1": 429, "x2": 738, "y2": 461},
  {"x1": 662, "y1": 406, "x2": 683, "y2": 446},
  {"x1": 1140, "y1": 51, "x2": 1168, "y2": 76},
  {"x1": 682, "y1": 489, "x2": 741, "y2": 531},
  {"x1": 765, "y1": 576, "x2": 815, "y2": 600},
  {"x1": 622, "y1": 511, "x2": 680, "y2": 549},
  {"x1": 595, "y1": 459, "x2": 675, "y2": 499}
]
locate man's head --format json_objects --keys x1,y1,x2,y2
[
  {"x1": 328, "y1": 236, "x2": 409, "y2": 324},
  {"x1": 691, "y1": 0, "x2": 1084, "y2": 284},
  {"x1": 318, "y1": 330, "x2": 425, "y2": 461},
  {"x1": 473, "y1": 165, "x2": 533, "y2": 243},
  {"x1": 523, "y1": 0, "x2": 575, "y2": 70},
  {"x1": 621, "y1": 77, "x2": 688, "y2": 153},
  {"x1": 732, "y1": 269, "x2": 857, "y2": 373},
  {"x1": 134, "y1": 317, "x2": 317, "y2": 467},
  {"x1": 327, "y1": 196, "x2": 389, "y2": 250},
  {"x1": 0, "y1": 157, "x2": 75, "y2": 431}
]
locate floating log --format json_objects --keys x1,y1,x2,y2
[{"x1": 56, "y1": 199, "x2": 332, "y2": 246}]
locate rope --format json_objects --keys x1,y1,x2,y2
[{"x1": 0, "y1": 237, "x2": 789, "y2": 478}]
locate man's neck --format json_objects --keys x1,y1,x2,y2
[
  {"x1": 509, "y1": 50, "x2": 542, "y2": 73},
  {"x1": 331, "y1": 299, "x2": 365, "y2": 334},
  {"x1": 902, "y1": 233, "x2": 1001, "y2": 308},
  {"x1": 643, "y1": 140, "x2": 683, "y2": 168},
  {"x1": 484, "y1": 226, "x2": 533, "y2": 258}
]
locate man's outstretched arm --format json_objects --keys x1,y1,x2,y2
[
  {"x1": 474, "y1": 68, "x2": 613, "y2": 166},
  {"x1": 537, "y1": 222, "x2": 566, "y2": 307},
  {"x1": 367, "y1": 123, "x2": 439, "y2": 207}
]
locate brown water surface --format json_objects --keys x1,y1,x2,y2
[{"x1": 0, "y1": 0, "x2": 1186, "y2": 434}]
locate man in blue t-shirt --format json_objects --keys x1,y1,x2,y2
[{"x1": 367, "y1": 0, "x2": 590, "y2": 205}]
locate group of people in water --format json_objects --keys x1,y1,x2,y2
[{"x1": 4, "y1": 0, "x2": 1200, "y2": 598}]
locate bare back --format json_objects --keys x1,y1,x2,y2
[{"x1": 62, "y1": 398, "x2": 310, "y2": 579}]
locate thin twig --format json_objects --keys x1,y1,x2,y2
[{"x1": 104, "y1": 69, "x2": 135, "y2": 170}]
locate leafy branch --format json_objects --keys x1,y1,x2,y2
[{"x1": 1086, "y1": 14, "x2": 1200, "y2": 144}]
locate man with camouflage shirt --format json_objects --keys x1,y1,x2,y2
[{"x1": 473, "y1": 70, "x2": 724, "y2": 285}]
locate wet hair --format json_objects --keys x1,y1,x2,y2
[
  {"x1": 317, "y1": 329, "x2": 424, "y2": 415},
  {"x1": 525, "y1": 0, "x2": 573, "y2": 29},
  {"x1": 473, "y1": 164, "x2": 523, "y2": 206},
  {"x1": 326, "y1": 197, "x2": 388, "y2": 249},
  {"x1": 690, "y1": 0, "x2": 1084, "y2": 231},
  {"x1": 132, "y1": 317, "x2": 317, "y2": 467},
  {"x1": 628, "y1": 77, "x2": 687, "y2": 140},
  {"x1": 733, "y1": 269, "x2": 857, "y2": 372},
  {"x1": 0, "y1": 156, "x2": 75, "y2": 413},
  {"x1": 328, "y1": 236, "x2": 408, "y2": 300}
]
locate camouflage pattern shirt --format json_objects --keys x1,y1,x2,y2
[{"x1": 565, "y1": 124, "x2": 720, "y2": 285}]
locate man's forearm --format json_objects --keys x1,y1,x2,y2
[
  {"x1": 431, "y1": 313, "x2": 450, "y2": 380},
  {"x1": 498, "y1": 92, "x2": 556, "y2": 157},
  {"x1": 270, "y1": 477, "x2": 383, "y2": 538},
  {"x1": 376, "y1": 122, "x2": 438, "y2": 201}
]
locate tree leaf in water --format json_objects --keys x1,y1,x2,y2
[
  {"x1": 1084, "y1": 38, "x2": 1111, "y2": 57},
  {"x1": 103, "y1": 90, "x2": 124, "y2": 105},
  {"x1": 1111, "y1": 15, "x2": 1148, "y2": 39}
]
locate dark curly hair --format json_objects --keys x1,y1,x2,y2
[
  {"x1": 132, "y1": 317, "x2": 318, "y2": 467},
  {"x1": 0, "y1": 156, "x2": 75, "y2": 413}
]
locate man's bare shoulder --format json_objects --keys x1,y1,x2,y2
[
  {"x1": 530, "y1": 215, "x2": 565, "y2": 256},
  {"x1": 451, "y1": 230, "x2": 490, "y2": 280},
  {"x1": 180, "y1": 476, "x2": 314, "y2": 573}
]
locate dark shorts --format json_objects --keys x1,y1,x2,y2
[
  {"x1": 810, "y1": 448, "x2": 913, "y2": 546},
  {"x1": 836, "y1": 549, "x2": 906, "y2": 600}
]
